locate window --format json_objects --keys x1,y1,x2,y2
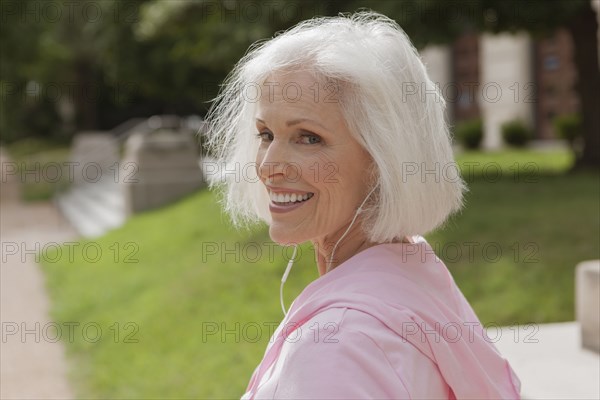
[{"x1": 544, "y1": 55, "x2": 559, "y2": 71}]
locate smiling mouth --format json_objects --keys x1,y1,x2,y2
[{"x1": 269, "y1": 191, "x2": 315, "y2": 206}]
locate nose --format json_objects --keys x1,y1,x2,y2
[{"x1": 257, "y1": 139, "x2": 294, "y2": 183}]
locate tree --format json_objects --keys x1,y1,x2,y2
[
  {"x1": 4, "y1": 0, "x2": 597, "y2": 164},
  {"x1": 129, "y1": 0, "x2": 333, "y2": 114},
  {"x1": 348, "y1": 0, "x2": 598, "y2": 169},
  {"x1": 0, "y1": 0, "x2": 60, "y2": 142},
  {"x1": 0, "y1": 0, "x2": 150, "y2": 141},
  {"x1": 564, "y1": 2, "x2": 600, "y2": 169}
]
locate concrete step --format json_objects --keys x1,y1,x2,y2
[
  {"x1": 56, "y1": 180, "x2": 126, "y2": 238},
  {"x1": 495, "y1": 321, "x2": 600, "y2": 399}
]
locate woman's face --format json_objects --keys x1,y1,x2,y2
[{"x1": 255, "y1": 71, "x2": 374, "y2": 247}]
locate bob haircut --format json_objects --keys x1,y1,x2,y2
[{"x1": 204, "y1": 11, "x2": 466, "y2": 243}]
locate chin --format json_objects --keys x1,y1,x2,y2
[{"x1": 269, "y1": 227, "x2": 307, "y2": 247}]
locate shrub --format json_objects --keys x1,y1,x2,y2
[
  {"x1": 553, "y1": 113, "x2": 581, "y2": 145},
  {"x1": 501, "y1": 120, "x2": 532, "y2": 147},
  {"x1": 455, "y1": 118, "x2": 483, "y2": 149}
]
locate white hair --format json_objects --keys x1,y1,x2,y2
[{"x1": 204, "y1": 11, "x2": 466, "y2": 242}]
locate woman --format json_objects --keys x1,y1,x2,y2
[{"x1": 205, "y1": 11, "x2": 521, "y2": 399}]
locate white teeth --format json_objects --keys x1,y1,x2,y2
[{"x1": 268, "y1": 190, "x2": 313, "y2": 204}]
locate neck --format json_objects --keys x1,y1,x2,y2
[{"x1": 312, "y1": 224, "x2": 375, "y2": 276}]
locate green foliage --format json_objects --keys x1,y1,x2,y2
[
  {"x1": 553, "y1": 113, "x2": 582, "y2": 144},
  {"x1": 0, "y1": 0, "x2": 143, "y2": 142},
  {"x1": 455, "y1": 118, "x2": 483, "y2": 149},
  {"x1": 1, "y1": 0, "x2": 335, "y2": 143},
  {"x1": 354, "y1": 0, "x2": 588, "y2": 47},
  {"x1": 501, "y1": 119, "x2": 533, "y2": 147},
  {"x1": 1, "y1": 0, "x2": 57, "y2": 142},
  {"x1": 3, "y1": 0, "x2": 595, "y2": 171},
  {"x1": 125, "y1": 0, "x2": 333, "y2": 111}
]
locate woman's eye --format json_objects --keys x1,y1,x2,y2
[
  {"x1": 256, "y1": 131, "x2": 273, "y2": 141},
  {"x1": 300, "y1": 134, "x2": 321, "y2": 145}
]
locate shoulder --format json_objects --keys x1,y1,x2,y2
[
  {"x1": 273, "y1": 307, "x2": 451, "y2": 399},
  {"x1": 330, "y1": 241, "x2": 472, "y2": 322}
]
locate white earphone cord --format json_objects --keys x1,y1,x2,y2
[
  {"x1": 279, "y1": 184, "x2": 378, "y2": 317},
  {"x1": 327, "y1": 184, "x2": 378, "y2": 273},
  {"x1": 280, "y1": 244, "x2": 297, "y2": 316}
]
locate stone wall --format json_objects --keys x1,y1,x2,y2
[{"x1": 121, "y1": 129, "x2": 204, "y2": 214}]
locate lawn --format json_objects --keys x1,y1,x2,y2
[{"x1": 41, "y1": 148, "x2": 599, "y2": 398}]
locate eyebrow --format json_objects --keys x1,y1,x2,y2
[{"x1": 255, "y1": 118, "x2": 328, "y2": 131}]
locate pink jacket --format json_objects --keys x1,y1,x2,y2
[{"x1": 242, "y1": 238, "x2": 522, "y2": 399}]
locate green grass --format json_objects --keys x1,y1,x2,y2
[
  {"x1": 456, "y1": 147, "x2": 574, "y2": 177},
  {"x1": 430, "y1": 172, "x2": 599, "y2": 323},
  {"x1": 43, "y1": 189, "x2": 320, "y2": 398},
  {"x1": 41, "y1": 148, "x2": 599, "y2": 398}
]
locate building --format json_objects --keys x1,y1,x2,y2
[{"x1": 421, "y1": 28, "x2": 579, "y2": 149}]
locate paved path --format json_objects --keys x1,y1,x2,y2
[
  {"x1": 496, "y1": 321, "x2": 600, "y2": 399},
  {"x1": 1, "y1": 147, "x2": 76, "y2": 399}
]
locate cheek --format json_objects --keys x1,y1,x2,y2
[
  {"x1": 325, "y1": 159, "x2": 367, "y2": 202},
  {"x1": 302, "y1": 154, "x2": 336, "y2": 185},
  {"x1": 314, "y1": 170, "x2": 348, "y2": 209}
]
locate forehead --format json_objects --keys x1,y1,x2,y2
[{"x1": 255, "y1": 70, "x2": 344, "y2": 120}]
